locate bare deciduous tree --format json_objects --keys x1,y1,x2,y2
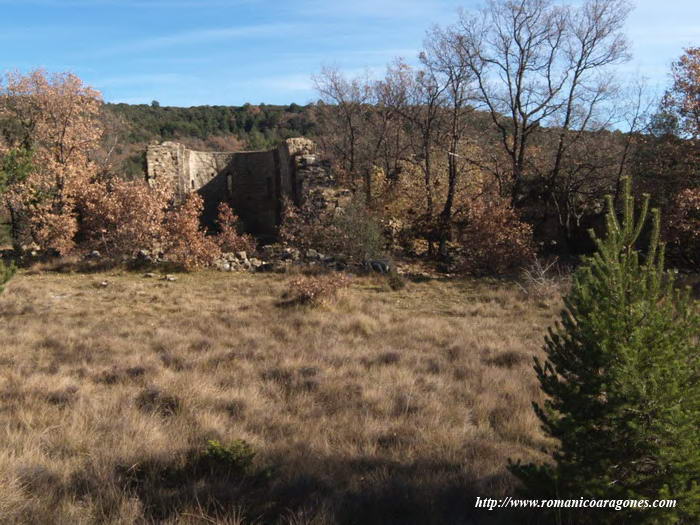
[
  {"x1": 454, "y1": 0, "x2": 632, "y2": 206},
  {"x1": 378, "y1": 59, "x2": 447, "y2": 253},
  {"x1": 421, "y1": 26, "x2": 475, "y2": 257},
  {"x1": 312, "y1": 67, "x2": 373, "y2": 198}
]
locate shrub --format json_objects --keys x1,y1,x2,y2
[
  {"x1": 200, "y1": 439, "x2": 256, "y2": 475},
  {"x1": 285, "y1": 273, "x2": 352, "y2": 306},
  {"x1": 458, "y1": 195, "x2": 534, "y2": 275},
  {"x1": 387, "y1": 268, "x2": 406, "y2": 291},
  {"x1": 215, "y1": 202, "x2": 256, "y2": 254},
  {"x1": 135, "y1": 387, "x2": 181, "y2": 416},
  {"x1": 517, "y1": 256, "x2": 569, "y2": 301},
  {"x1": 278, "y1": 196, "x2": 337, "y2": 254},
  {"x1": 78, "y1": 178, "x2": 171, "y2": 258},
  {"x1": 332, "y1": 196, "x2": 386, "y2": 261},
  {"x1": 510, "y1": 179, "x2": 700, "y2": 524},
  {"x1": 279, "y1": 195, "x2": 386, "y2": 263},
  {"x1": 163, "y1": 193, "x2": 220, "y2": 271}
]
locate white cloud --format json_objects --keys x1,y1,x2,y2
[
  {"x1": 89, "y1": 23, "x2": 298, "y2": 57},
  {"x1": 95, "y1": 72, "x2": 191, "y2": 87}
]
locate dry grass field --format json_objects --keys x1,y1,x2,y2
[{"x1": 0, "y1": 265, "x2": 565, "y2": 524}]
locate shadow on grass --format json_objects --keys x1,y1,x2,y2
[
  {"x1": 12, "y1": 251, "x2": 189, "y2": 276},
  {"x1": 70, "y1": 448, "x2": 539, "y2": 524}
]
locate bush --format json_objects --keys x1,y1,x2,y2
[
  {"x1": 517, "y1": 257, "x2": 569, "y2": 301},
  {"x1": 387, "y1": 269, "x2": 406, "y2": 291},
  {"x1": 78, "y1": 178, "x2": 171, "y2": 258},
  {"x1": 458, "y1": 195, "x2": 534, "y2": 275},
  {"x1": 510, "y1": 179, "x2": 700, "y2": 524},
  {"x1": 279, "y1": 196, "x2": 337, "y2": 254},
  {"x1": 163, "y1": 193, "x2": 220, "y2": 271},
  {"x1": 200, "y1": 439, "x2": 256, "y2": 475},
  {"x1": 279, "y1": 195, "x2": 386, "y2": 263},
  {"x1": 214, "y1": 202, "x2": 256, "y2": 254},
  {"x1": 331, "y1": 196, "x2": 385, "y2": 261},
  {"x1": 285, "y1": 273, "x2": 352, "y2": 306}
]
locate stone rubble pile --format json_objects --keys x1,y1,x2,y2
[
  {"x1": 211, "y1": 244, "x2": 350, "y2": 273},
  {"x1": 80, "y1": 244, "x2": 364, "y2": 274}
]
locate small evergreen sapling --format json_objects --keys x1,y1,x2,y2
[{"x1": 510, "y1": 179, "x2": 700, "y2": 524}]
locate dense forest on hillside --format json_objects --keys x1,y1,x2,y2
[{"x1": 102, "y1": 102, "x2": 317, "y2": 179}]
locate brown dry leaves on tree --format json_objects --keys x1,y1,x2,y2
[
  {"x1": 79, "y1": 178, "x2": 173, "y2": 258},
  {"x1": 215, "y1": 202, "x2": 256, "y2": 254},
  {"x1": 458, "y1": 193, "x2": 535, "y2": 275},
  {"x1": 163, "y1": 193, "x2": 220, "y2": 270},
  {"x1": 667, "y1": 187, "x2": 700, "y2": 268},
  {"x1": 666, "y1": 47, "x2": 700, "y2": 139},
  {"x1": 657, "y1": 47, "x2": 700, "y2": 268},
  {"x1": 0, "y1": 69, "x2": 103, "y2": 254}
]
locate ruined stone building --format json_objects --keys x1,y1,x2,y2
[{"x1": 146, "y1": 138, "x2": 334, "y2": 238}]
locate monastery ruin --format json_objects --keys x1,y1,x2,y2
[{"x1": 146, "y1": 138, "x2": 337, "y2": 237}]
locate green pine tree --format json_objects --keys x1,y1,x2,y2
[{"x1": 510, "y1": 178, "x2": 700, "y2": 524}]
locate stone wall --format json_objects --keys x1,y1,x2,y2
[
  {"x1": 146, "y1": 138, "x2": 330, "y2": 237},
  {"x1": 228, "y1": 150, "x2": 279, "y2": 236},
  {"x1": 146, "y1": 142, "x2": 235, "y2": 199},
  {"x1": 146, "y1": 141, "x2": 187, "y2": 194}
]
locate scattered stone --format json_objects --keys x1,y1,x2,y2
[
  {"x1": 365, "y1": 259, "x2": 392, "y2": 274},
  {"x1": 306, "y1": 249, "x2": 325, "y2": 260},
  {"x1": 98, "y1": 281, "x2": 109, "y2": 288},
  {"x1": 87, "y1": 250, "x2": 101, "y2": 259},
  {"x1": 213, "y1": 258, "x2": 232, "y2": 272},
  {"x1": 282, "y1": 247, "x2": 301, "y2": 261},
  {"x1": 164, "y1": 275, "x2": 177, "y2": 282},
  {"x1": 274, "y1": 262, "x2": 290, "y2": 273},
  {"x1": 261, "y1": 262, "x2": 285, "y2": 272},
  {"x1": 143, "y1": 273, "x2": 157, "y2": 278}
]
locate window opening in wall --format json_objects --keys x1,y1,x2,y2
[{"x1": 191, "y1": 179, "x2": 195, "y2": 189}]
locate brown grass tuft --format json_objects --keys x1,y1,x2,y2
[{"x1": 283, "y1": 273, "x2": 352, "y2": 307}]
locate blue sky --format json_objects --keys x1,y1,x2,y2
[{"x1": 0, "y1": 0, "x2": 698, "y2": 107}]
